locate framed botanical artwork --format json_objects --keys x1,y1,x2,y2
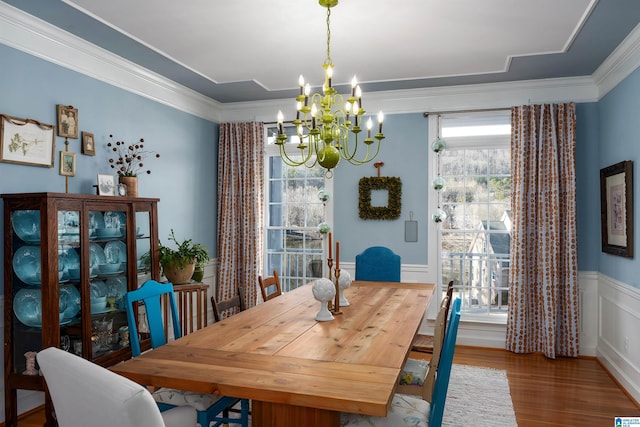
[
  {"x1": 82, "y1": 131, "x2": 95, "y2": 155},
  {"x1": 600, "y1": 160, "x2": 634, "y2": 257},
  {"x1": 97, "y1": 174, "x2": 115, "y2": 196},
  {"x1": 59, "y1": 151, "x2": 76, "y2": 176},
  {"x1": 0, "y1": 114, "x2": 55, "y2": 167},
  {"x1": 56, "y1": 105, "x2": 78, "y2": 139}
]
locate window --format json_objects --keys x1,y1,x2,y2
[
  {"x1": 435, "y1": 112, "x2": 511, "y2": 319},
  {"x1": 264, "y1": 126, "x2": 329, "y2": 292}
]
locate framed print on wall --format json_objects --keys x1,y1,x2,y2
[
  {"x1": 0, "y1": 114, "x2": 55, "y2": 167},
  {"x1": 56, "y1": 105, "x2": 78, "y2": 139},
  {"x1": 59, "y1": 151, "x2": 76, "y2": 176},
  {"x1": 600, "y1": 160, "x2": 634, "y2": 257},
  {"x1": 82, "y1": 131, "x2": 95, "y2": 155}
]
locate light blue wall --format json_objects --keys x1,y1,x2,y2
[
  {"x1": 0, "y1": 43, "x2": 219, "y2": 293},
  {"x1": 333, "y1": 113, "x2": 429, "y2": 264},
  {"x1": 597, "y1": 66, "x2": 640, "y2": 289},
  {"x1": 575, "y1": 102, "x2": 600, "y2": 271}
]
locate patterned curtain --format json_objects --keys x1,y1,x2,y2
[
  {"x1": 506, "y1": 103, "x2": 579, "y2": 358},
  {"x1": 217, "y1": 122, "x2": 264, "y2": 309}
]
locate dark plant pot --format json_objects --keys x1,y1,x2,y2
[
  {"x1": 163, "y1": 262, "x2": 195, "y2": 285},
  {"x1": 191, "y1": 265, "x2": 204, "y2": 282}
]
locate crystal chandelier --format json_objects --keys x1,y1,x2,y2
[{"x1": 275, "y1": 0, "x2": 385, "y2": 178}]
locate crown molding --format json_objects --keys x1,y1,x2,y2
[
  {"x1": 593, "y1": 22, "x2": 640, "y2": 98},
  {"x1": 0, "y1": 1, "x2": 223, "y2": 122}
]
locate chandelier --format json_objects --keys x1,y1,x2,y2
[{"x1": 275, "y1": 0, "x2": 385, "y2": 178}]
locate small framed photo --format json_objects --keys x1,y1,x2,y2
[
  {"x1": 97, "y1": 174, "x2": 115, "y2": 196},
  {"x1": 81, "y1": 131, "x2": 95, "y2": 156},
  {"x1": 59, "y1": 151, "x2": 76, "y2": 176},
  {"x1": 56, "y1": 105, "x2": 78, "y2": 139}
]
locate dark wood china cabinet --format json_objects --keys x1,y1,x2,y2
[{"x1": 2, "y1": 193, "x2": 160, "y2": 427}]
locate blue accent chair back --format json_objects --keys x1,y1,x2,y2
[
  {"x1": 124, "y1": 280, "x2": 181, "y2": 357},
  {"x1": 355, "y1": 246, "x2": 401, "y2": 282},
  {"x1": 429, "y1": 297, "x2": 461, "y2": 427}
]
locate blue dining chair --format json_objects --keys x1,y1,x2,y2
[
  {"x1": 124, "y1": 279, "x2": 249, "y2": 427},
  {"x1": 355, "y1": 246, "x2": 401, "y2": 282}
]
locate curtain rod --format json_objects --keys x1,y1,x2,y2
[{"x1": 423, "y1": 107, "x2": 511, "y2": 117}]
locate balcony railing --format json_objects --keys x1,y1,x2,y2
[{"x1": 442, "y1": 251, "x2": 510, "y2": 315}]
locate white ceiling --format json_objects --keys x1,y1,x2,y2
[{"x1": 5, "y1": 0, "x2": 640, "y2": 103}]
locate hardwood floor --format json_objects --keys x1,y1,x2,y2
[{"x1": 14, "y1": 346, "x2": 640, "y2": 427}]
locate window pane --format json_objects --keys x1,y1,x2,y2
[
  {"x1": 265, "y1": 134, "x2": 327, "y2": 294},
  {"x1": 437, "y1": 112, "x2": 511, "y2": 318}
]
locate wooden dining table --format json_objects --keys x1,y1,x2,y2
[{"x1": 111, "y1": 280, "x2": 434, "y2": 427}]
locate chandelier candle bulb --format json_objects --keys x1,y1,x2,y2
[
  {"x1": 356, "y1": 85, "x2": 362, "y2": 109},
  {"x1": 277, "y1": 110, "x2": 284, "y2": 135},
  {"x1": 366, "y1": 117, "x2": 373, "y2": 138},
  {"x1": 299, "y1": 75, "x2": 305, "y2": 95},
  {"x1": 327, "y1": 66, "x2": 333, "y2": 88},
  {"x1": 378, "y1": 111, "x2": 384, "y2": 133},
  {"x1": 351, "y1": 76, "x2": 357, "y2": 96}
]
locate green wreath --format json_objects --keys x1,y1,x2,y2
[{"x1": 358, "y1": 176, "x2": 402, "y2": 220}]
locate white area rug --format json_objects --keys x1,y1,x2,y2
[{"x1": 443, "y1": 364, "x2": 518, "y2": 426}]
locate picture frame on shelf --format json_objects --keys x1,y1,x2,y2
[
  {"x1": 59, "y1": 151, "x2": 76, "y2": 176},
  {"x1": 0, "y1": 114, "x2": 55, "y2": 167},
  {"x1": 81, "y1": 131, "x2": 95, "y2": 155},
  {"x1": 600, "y1": 160, "x2": 634, "y2": 257},
  {"x1": 56, "y1": 105, "x2": 78, "y2": 139},
  {"x1": 97, "y1": 174, "x2": 115, "y2": 196}
]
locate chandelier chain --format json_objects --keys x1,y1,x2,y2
[{"x1": 325, "y1": 7, "x2": 332, "y2": 65}]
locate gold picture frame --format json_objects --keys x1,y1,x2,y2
[
  {"x1": 56, "y1": 105, "x2": 78, "y2": 139},
  {"x1": 0, "y1": 114, "x2": 55, "y2": 167},
  {"x1": 600, "y1": 160, "x2": 634, "y2": 257},
  {"x1": 59, "y1": 151, "x2": 76, "y2": 176}
]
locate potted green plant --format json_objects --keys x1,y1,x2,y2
[{"x1": 158, "y1": 229, "x2": 210, "y2": 284}]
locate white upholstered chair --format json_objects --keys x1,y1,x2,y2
[{"x1": 37, "y1": 347, "x2": 196, "y2": 427}]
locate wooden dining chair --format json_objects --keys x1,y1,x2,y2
[
  {"x1": 411, "y1": 281, "x2": 454, "y2": 354},
  {"x1": 258, "y1": 269, "x2": 282, "y2": 302},
  {"x1": 354, "y1": 246, "x2": 401, "y2": 282},
  {"x1": 124, "y1": 280, "x2": 249, "y2": 427},
  {"x1": 211, "y1": 285, "x2": 246, "y2": 322},
  {"x1": 340, "y1": 298, "x2": 462, "y2": 427},
  {"x1": 397, "y1": 295, "x2": 450, "y2": 399}
]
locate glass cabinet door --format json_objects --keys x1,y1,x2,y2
[
  {"x1": 87, "y1": 209, "x2": 129, "y2": 360},
  {"x1": 136, "y1": 210, "x2": 151, "y2": 275},
  {"x1": 10, "y1": 209, "x2": 45, "y2": 374},
  {"x1": 58, "y1": 209, "x2": 81, "y2": 356}
]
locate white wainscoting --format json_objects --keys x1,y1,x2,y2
[{"x1": 596, "y1": 273, "x2": 640, "y2": 404}]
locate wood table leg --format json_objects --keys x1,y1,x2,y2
[{"x1": 252, "y1": 400, "x2": 340, "y2": 427}]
